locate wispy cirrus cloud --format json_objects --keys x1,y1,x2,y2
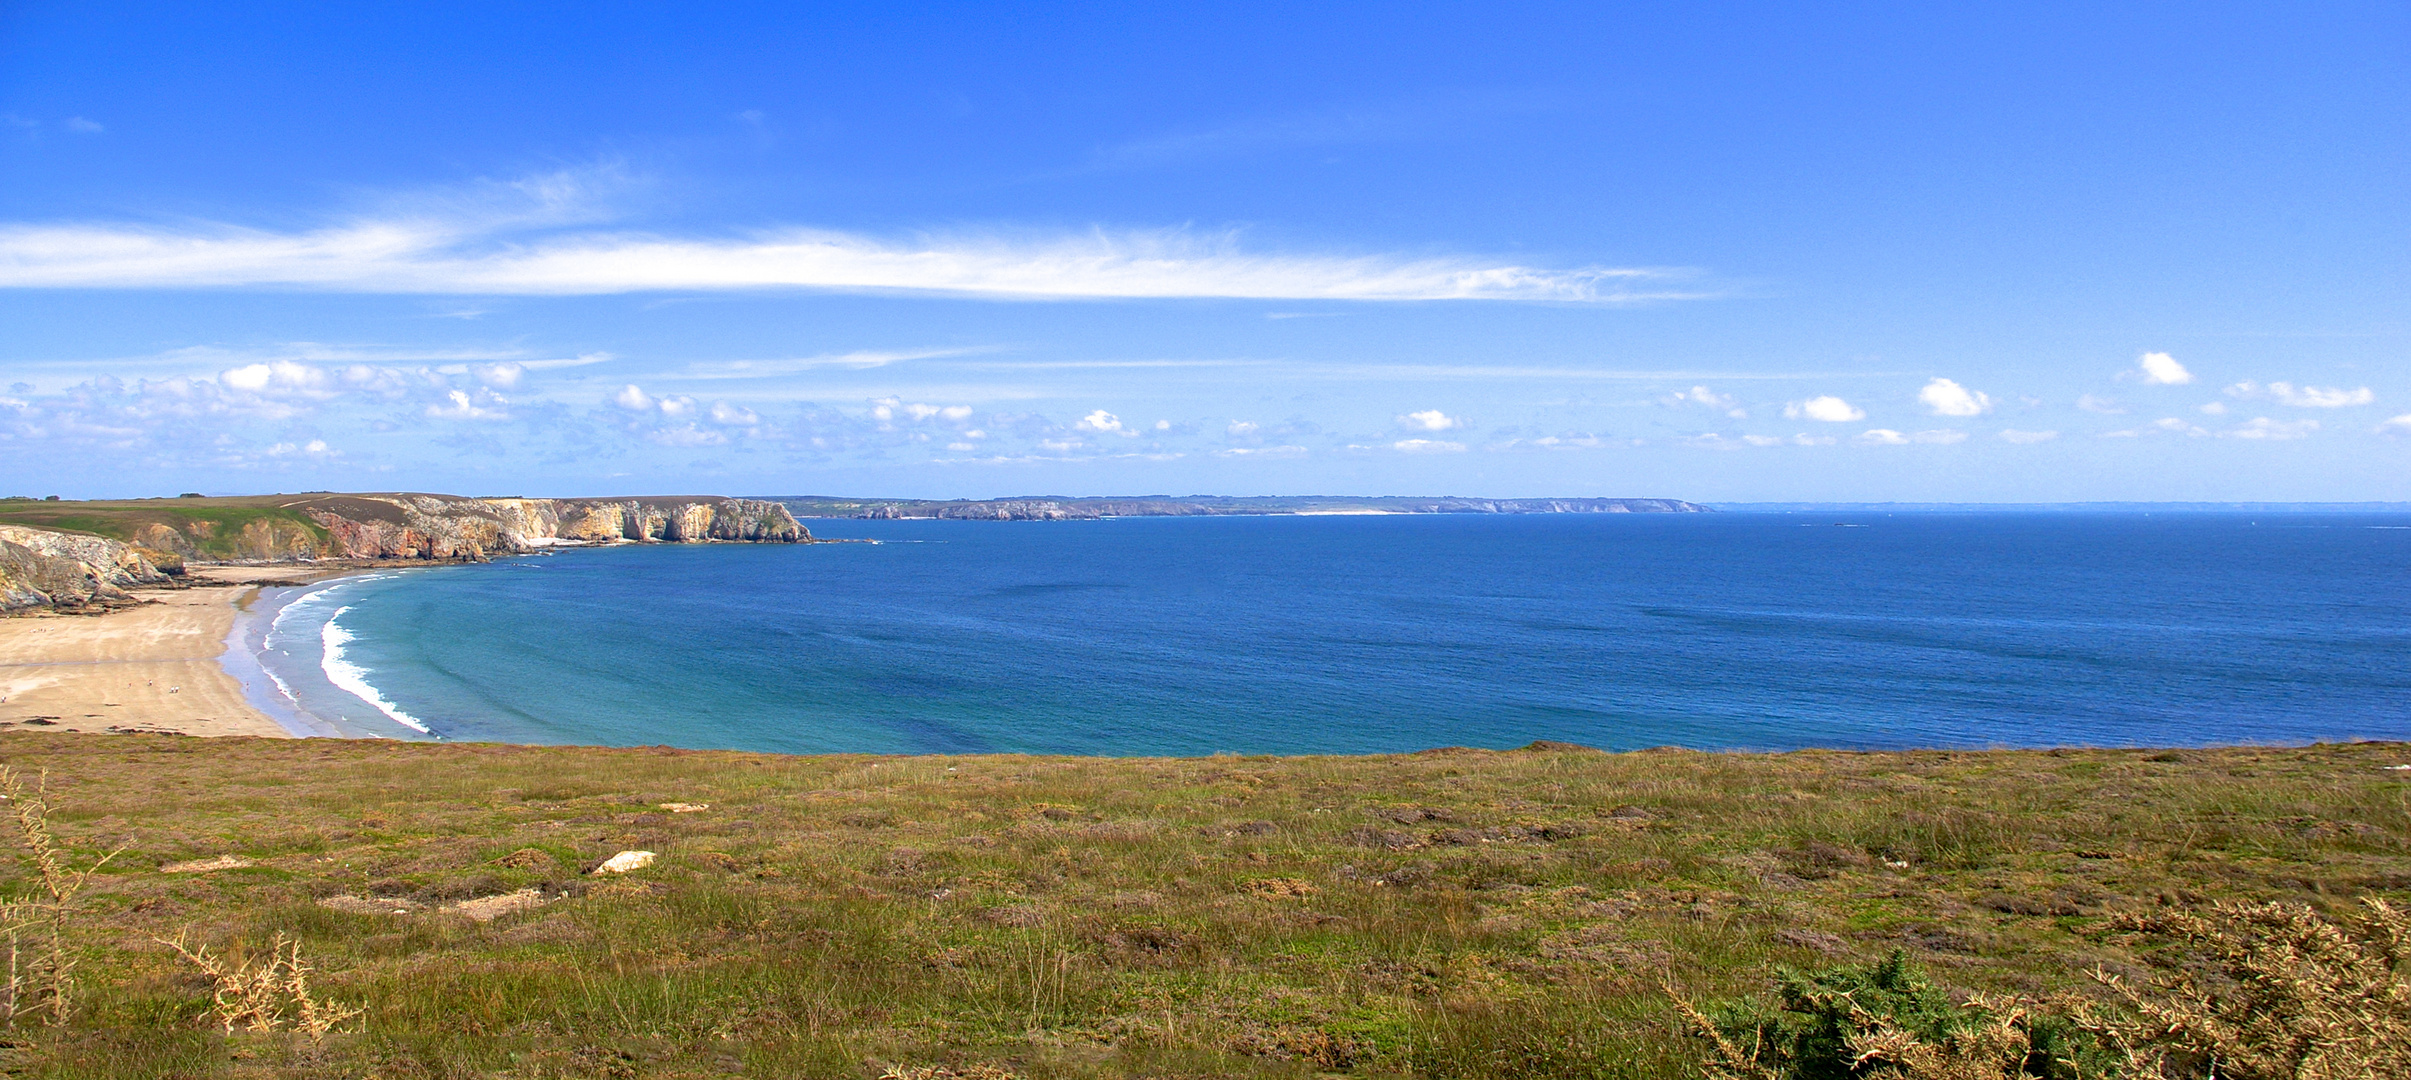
[{"x1": 0, "y1": 176, "x2": 1688, "y2": 303}]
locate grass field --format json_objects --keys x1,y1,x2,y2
[{"x1": 0, "y1": 734, "x2": 2402, "y2": 1078}]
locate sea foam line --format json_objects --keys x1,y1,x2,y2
[{"x1": 320, "y1": 605, "x2": 433, "y2": 734}]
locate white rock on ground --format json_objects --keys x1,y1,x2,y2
[{"x1": 592, "y1": 850, "x2": 656, "y2": 874}]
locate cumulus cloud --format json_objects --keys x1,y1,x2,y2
[
  {"x1": 1791, "y1": 433, "x2": 1836, "y2": 446},
  {"x1": 1918, "y1": 378, "x2": 1992, "y2": 417},
  {"x1": 2133, "y1": 351, "x2": 2193, "y2": 385},
  {"x1": 2199, "y1": 401, "x2": 2227, "y2": 416},
  {"x1": 1226, "y1": 420, "x2": 1259, "y2": 438},
  {"x1": 0, "y1": 176, "x2": 1684, "y2": 302},
  {"x1": 2380, "y1": 414, "x2": 2411, "y2": 436},
  {"x1": 1855, "y1": 429, "x2": 1909, "y2": 445},
  {"x1": 1218, "y1": 445, "x2": 1309, "y2": 458},
  {"x1": 1076, "y1": 409, "x2": 1135, "y2": 436},
  {"x1": 1785, "y1": 395, "x2": 1865, "y2": 423},
  {"x1": 1663, "y1": 385, "x2": 1745, "y2": 418},
  {"x1": 708, "y1": 401, "x2": 759, "y2": 426},
  {"x1": 1999, "y1": 429, "x2": 2058, "y2": 444},
  {"x1": 2076, "y1": 394, "x2": 2126, "y2": 414},
  {"x1": 1397, "y1": 409, "x2": 1461, "y2": 431},
  {"x1": 1392, "y1": 438, "x2": 1466, "y2": 453},
  {"x1": 2225, "y1": 381, "x2": 2375, "y2": 408},
  {"x1": 613, "y1": 384, "x2": 656, "y2": 411},
  {"x1": 426, "y1": 388, "x2": 509, "y2": 421},
  {"x1": 1910, "y1": 429, "x2": 1968, "y2": 444}
]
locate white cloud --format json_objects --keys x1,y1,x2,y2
[
  {"x1": 2226, "y1": 381, "x2": 2374, "y2": 408},
  {"x1": 1918, "y1": 378, "x2": 1992, "y2": 417},
  {"x1": 1226, "y1": 420, "x2": 1258, "y2": 438},
  {"x1": 1397, "y1": 409, "x2": 1461, "y2": 431},
  {"x1": 62, "y1": 117, "x2": 103, "y2": 134},
  {"x1": 1855, "y1": 429, "x2": 1910, "y2": 445},
  {"x1": 2380, "y1": 414, "x2": 2411, "y2": 436},
  {"x1": 426, "y1": 388, "x2": 509, "y2": 421},
  {"x1": 0, "y1": 189, "x2": 1681, "y2": 301},
  {"x1": 942, "y1": 405, "x2": 974, "y2": 421},
  {"x1": 1785, "y1": 395, "x2": 1865, "y2": 423},
  {"x1": 1076, "y1": 409, "x2": 1135, "y2": 436},
  {"x1": 1663, "y1": 385, "x2": 1746, "y2": 418},
  {"x1": 2199, "y1": 401, "x2": 2227, "y2": 415},
  {"x1": 2135, "y1": 351, "x2": 2193, "y2": 385},
  {"x1": 2222, "y1": 417, "x2": 2318, "y2": 441},
  {"x1": 2076, "y1": 394, "x2": 2126, "y2": 414},
  {"x1": 1910, "y1": 429, "x2": 1967, "y2": 444},
  {"x1": 472, "y1": 362, "x2": 524, "y2": 388},
  {"x1": 708, "y1": 401, "x2": 758, "y2": 426},
  {"x1": 1791, "y1": 433, "x2": 1836, "y2": 446},
  {"x1": 657, "y1": 395, "x2": 696, "y2": 417},
  {"x1": 1392, "y1": 438, "x2": 1466, "y2": 453},
  {"x1": 1038, "y1": 438, "x2": 1084, "y2": 453},
  {"x1": 613, "y1": 384, "x2": 655, "y2": 411},
  {"x1": 1218, "y1": 445, "x2": 1309, "y2": 458},
  {"x1": 1999, "y1": 429, "x2": 2058, "y2": 444}
]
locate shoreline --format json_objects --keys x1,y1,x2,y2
[{"x1": 0, "y1": 562, "x2": 395, "y2": 739}]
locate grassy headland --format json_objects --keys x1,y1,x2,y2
[
  {"x1": 0, "y1": 496, "x2": 334, "y2": 562},
  {"x1": 0, "y1": 735, "x2": 2402, "y2": 1077}
]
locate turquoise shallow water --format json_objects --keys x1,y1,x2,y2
[{"x1": 237, "y1": 512, "x2": 2411, "y2": 754}]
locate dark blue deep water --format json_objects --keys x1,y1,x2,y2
[{"x1": 246, "y1": 513, "x2": 2411, "y2": 754}]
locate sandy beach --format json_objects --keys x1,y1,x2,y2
[{"x1": 0, "y1": 565, "x2": 359, "y2": 739}]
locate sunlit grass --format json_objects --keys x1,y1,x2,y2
[{"x1": 0, "y1": 734, "x2": 2399, "y2": 1077}]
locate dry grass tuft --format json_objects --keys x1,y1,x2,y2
[
  {"x1": 159, "y1": 930, "x2": 363, "y2": 1037},
  {"x1": 0, "y1": 764, "x2": 122, "y2": 1026}
]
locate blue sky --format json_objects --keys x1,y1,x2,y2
[{"x1": 1, "y1": 2, "x2": 2404, "y2": 501}]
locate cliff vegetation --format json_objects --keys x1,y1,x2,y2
[{"x1": 0, "y1": 736, "x2": 2397, "y2": 1078}]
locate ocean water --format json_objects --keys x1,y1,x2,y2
[{"x1": 232, "y1": 512, "x2": 2411, "y2": 754}]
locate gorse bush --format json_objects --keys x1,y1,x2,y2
[
  {"x1": 1675, "y1": 951, "x2": 2109, "y2": 1080},
  {"x1": 2068, "y1": 898, "x2": 2411, "y2": 1080},
  {"x1": 1680, "y1": 899, "x2": 2411, "y2": 1080}
]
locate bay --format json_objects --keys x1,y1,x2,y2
[{"x1": 243, "y1": 512, "x2": 2411, "y2": 754}]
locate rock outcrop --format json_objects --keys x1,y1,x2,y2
[
  {"x1": 0, "y1": 525, "x2": 173, "y2": 611},
  {"x1": 261, "y1": 495, "x2": 809, "y2": 561}
]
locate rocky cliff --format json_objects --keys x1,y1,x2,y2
[
  {"x1": 0, "y1": 494, "x2": 808, "y2": 610},
  {"x1": 274, "y1": 494, "x2": 809, "y2": 561},
  {"x1": 0, "y1": 525, "x2": 175, "y2": 611}
]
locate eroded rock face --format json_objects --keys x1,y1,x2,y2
[
  {"x1": 0, "y1": 525, "x2": 171, "y2": 611},
  {"x1": 1, "y1": 495, "x2": 806, "y2": 610},
  {"x1": 296, "y1": 495, "x2": 808, "y2": 559}
]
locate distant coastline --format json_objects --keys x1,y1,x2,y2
[{"x1": 771, "y1": 495, "x2": 1708, "y2": 520}]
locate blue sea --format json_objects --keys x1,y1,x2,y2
[{"x1": 227, "y1": 512, "x2": 2411, "y2": 755}]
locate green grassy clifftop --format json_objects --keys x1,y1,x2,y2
[{"x1": 0, "y1": 736, "x2": 2399, "y2": 1077}]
